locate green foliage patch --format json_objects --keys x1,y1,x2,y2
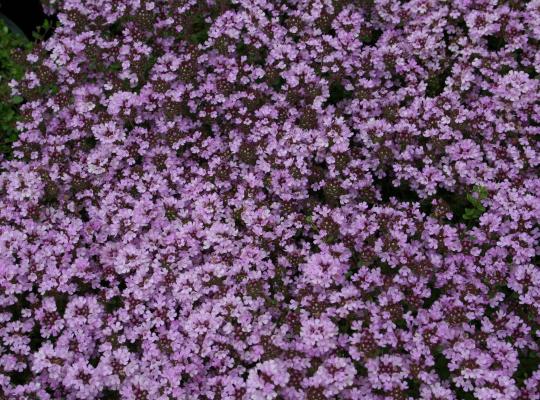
[
  {"x1": 0, "y1": 18, "x2": 31, "y2": 158},
  {"x1": 463, "y1": 185, "x2": 488, "y2": 221}
]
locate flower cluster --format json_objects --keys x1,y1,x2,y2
[{"x1": 1, "y1": 0, "x2": 540, "y2": 399}]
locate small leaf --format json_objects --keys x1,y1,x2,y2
[
  {"x1": 463, "y1": 208, "x2": 478, "y2": 220},
  {"x1": 466, "y1": 194, "x2": 480, "y2": 207},
  {"x1": 477, "y1": 186, "x2": 488, "y2": 199}
]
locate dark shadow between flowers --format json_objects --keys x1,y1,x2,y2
[{"x1": 0, "y1": 0, "x2": 57, "y2": 40}]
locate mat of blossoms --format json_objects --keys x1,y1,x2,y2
[{"x1": 1, "y1": 0, "x2": 539, "y2": 399}]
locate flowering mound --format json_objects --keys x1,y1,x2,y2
[{"x1": 1, "y1": 0, "x2": 540, "y2": 399}]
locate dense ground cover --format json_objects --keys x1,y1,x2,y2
[
  {"x1": 0, "y1": 0, "x2": 539, "y2": 399},
  {"x1": 0, "y1": 17, "x2": 31, "y2": 158}
]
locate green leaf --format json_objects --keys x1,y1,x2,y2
[
  {"x1": 462, "y1": 209, "x2": 477, "y2": 220},
  {"x1": 462, "y1": 185, "x2": 488, "y2": 221},
  {"x1": 0, "y1": 19, "x2": 34, "y2": 158}
]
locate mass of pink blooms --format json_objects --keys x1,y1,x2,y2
[{"x1": 1, "y1": 0, "x2": 540, "y2": 399}]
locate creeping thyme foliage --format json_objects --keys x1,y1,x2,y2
[
  {"x1": 0, "y1": 19, "x2": 31, "y2": 158},
  {"x1": 1, "y1": 0, "x2": 540, "y2": 399}
]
